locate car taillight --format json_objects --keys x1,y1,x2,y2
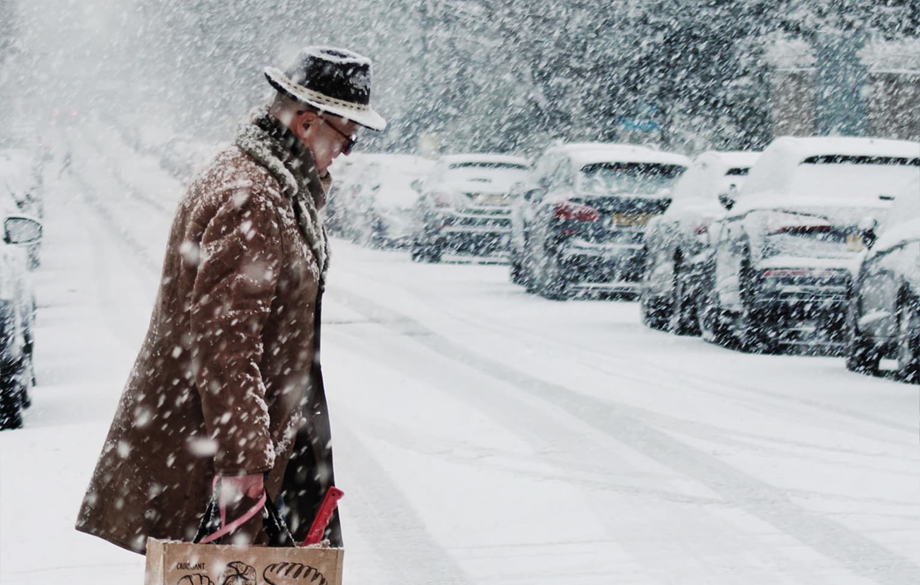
[
  {"x1": 554, "y1": 201, "x2": 600, "y2": 222},
  {"x1": 694, "y1": 220, "x2": 713, "y2": 235}
]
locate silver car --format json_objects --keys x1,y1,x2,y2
[{"x1": 410, "y1": 155, "x2": 531, "y2": 262}]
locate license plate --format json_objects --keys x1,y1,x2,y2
[
  {"x1": 474, "y1": 194, "x2": 509, "y2": 206},
  {"x1": 608, "y1": 213, "x2": 651, "y2": 228},
  {"x1": 846, "y1": 233, "x2": 865, "y2": 251}
]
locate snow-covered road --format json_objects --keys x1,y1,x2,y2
[{"x1": 1, "y1": 124, "x2": 919, "y2": 585}]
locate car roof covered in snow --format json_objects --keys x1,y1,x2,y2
[
  {"x1": 351, "y1": 153, "x2": 435, "y2": 174},
  {"x1": 668, "y1": 151, "x2": 761, "y2": 208},
  {"x1": 566, "y1": 145, "x2": 690, "y2": 169},
  {"x1": 734, "y1": 136, "x2": 920, "y2": 215},
  {"x1": 742, "y1": 136, "x2": 920, "y2": 197},
  {"x1": 439, "y1": 154, "x2": 529, "y2": 168},
  {"x1": 693, "y1": 150, "x2": 761, "y2": 170}
]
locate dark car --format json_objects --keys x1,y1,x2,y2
[
  {"x1": 0, "y1": 215, "x2": 42, "y2": 430},
  {"x1": 641, "y1": 151, "x2": 760, "y2": 333},
  {"x1": 509, "y1": 143, "x2": 688, "y2": 300},
  {"x1": 846, "y1": 177, "x2": 920, "y2": 381},
  {"x1": 704, "y1": 136, "x2": 920, "y2": 354}
]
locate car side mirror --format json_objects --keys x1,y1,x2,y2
[
  {"x1": 858, "y1": 217, "x2": 878, "y2": 249},
  {"x1": 523, "y1": 188, "x2": 542, "y2": 202},
  {"x1": 4, "y1": 216, "x2": 42, "y2": 245},
  {"x1": 718, "y1": 193, "x2": 735, "y2": 211}
]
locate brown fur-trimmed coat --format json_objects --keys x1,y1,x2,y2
[{"x1": 76, "y1": 109, "x2": 340, "y2": 553}]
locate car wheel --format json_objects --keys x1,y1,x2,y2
[
  {"x1": 538, "y1": 251, "x2": 574, "y2": 301},
  {"x1": 509, "y1": 248, "x2": 526, "y2": 286},
  {"x1": 896, "y1": 296, "x2": 920, "y2": 383},
  {"x1": 0, "y1": 373, "x2": 23, "y2": 430},
  {"x1": 736, "y1": 258, "x2": 778, "y2": 353},
  {"x1": 845, "y1": 304, "x2": 882, "y2": 377},
  {"x1": 18, "y1": 351, "x2": 34, "y2": 409},
  {"x1": 410, "y1": 238, "x2": 425, "y2": 262},
  {"x1": 639, "y1": 290, "x2": 669, "y2": 330},
  {"x1": 697, "y1": 285, "x2": 729, "y2": 345},
  {"x1": 669, "y1": 262, "x2": 699, "y2": 336},
  {"x1": 410, "y1": 235, "x2": 442, "y2": 263},
  {"x1": 737, "y1": 307, "x2": 779, "y2": 354}
]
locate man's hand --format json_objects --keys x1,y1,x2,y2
[{"x1": 218, "y1": 474, "x2": 264, "y2": 523}]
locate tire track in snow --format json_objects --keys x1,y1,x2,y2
[
  {"x1": 326, "y1": 285, "x2": 920, "y2": 585},
  {"x1": 337, "y1": 263, "x2": 915, "y2": 437},
  {"x1": 333, "y1": 423, "x2": 473, "y2": 585},
  {"x1": 79, "y1": 129, "x2": 177, "y2": 216}
]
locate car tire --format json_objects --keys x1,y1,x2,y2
[
  {"x1": 640, "y1": 292, "x2": 669, "y2": 330},
  {"x1": 897, "y1": 295, "x2": 920, "y2": 383},
  {"x1": 538, "y1": 252, "x2": 575, "y2": 301},
  {"x1": 0, "y1": 373, "x2": 23, "y2": 430},
  {"x1": 410, "y1": 236, "x2": 442, "y2": 263},
  {"x1": 737, "y1": 258, "x2": 778, "y2": 354},
  {"x1": 509, "y1": 249, "x2": 526, "y2": 286},
  {"x1": 18, "y1": 350, "x2": 34, "y2": 409},
  {"x1": 669, "y1": 261, "x2": 699, "y2": 336},
  {"x1": 697, "y1": 285, "x2": 730, "y2": 345}
]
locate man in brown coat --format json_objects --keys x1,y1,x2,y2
[{"x1": 75, "y1": 47, "x2": 386, "y2": 554}]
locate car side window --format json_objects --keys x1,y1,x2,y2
[
  {"x1": 548, "y1": 159, "x2": 572, "y2": 191},
  {"x1": 535, "y1": 154, "x2": 557, "y2": 189}
]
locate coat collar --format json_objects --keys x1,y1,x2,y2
[
  {"x1": 235, "y1": 106, "x2": 330, "y2": 284},
  {"x1": 235, "y1": 106, "x2": 331, "y2": 210}
]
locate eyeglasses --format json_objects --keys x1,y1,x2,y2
[{"x1": 320, "y1": 116, "x2": 358, "y2": 155}]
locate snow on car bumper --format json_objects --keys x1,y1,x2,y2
[
  {"x1": 749, "y1": 269, "x2": 852, "y2": 341},
  {"x1": 560, "y1": 239, "x2": 647, "y2": 287},
  {"x1": 436, "y1": 208, "x2": 512, "y2": 236}
]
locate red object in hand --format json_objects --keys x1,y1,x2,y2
[{"x1": 302, "y1": 487, "x2": 345, "y2": 546}]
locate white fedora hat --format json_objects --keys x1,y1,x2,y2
[{"x1": 265, "y1": 47, "x2": 386, "y2": 131}]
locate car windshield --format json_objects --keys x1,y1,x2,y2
[
  {"x1": 579, "y1": 162, "x2": 685, "y2": 195},
  {"x1": 791, "y1": 156, "x2": 920, "y2": 202},
  {"x1": 444, "y1": 162, "x2": 530, "y2": 191}
]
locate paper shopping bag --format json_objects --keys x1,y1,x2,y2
[{"x1": 144, "y1": 538, "x2": 344, "y2": 585}]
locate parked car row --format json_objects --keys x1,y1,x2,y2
[
  {"x1": 0, "y1": 147, "x2": 44, "y2": 429},
  {"x1": 327, "y1": 136, "x2": 920, "y2": 384},
  {"x1": 638, "y1": 136, "x2": 920, "y2": 383}
]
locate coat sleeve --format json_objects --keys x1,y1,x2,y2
[{"x1": 190, "y1": 183, "x2": 282, "y2": 475}]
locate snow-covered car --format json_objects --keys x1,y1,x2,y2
[
  {"x1": 0, "y1": 214, "x2": 42, "y2": 430},
  {"x1": 0, "y1": 150, "x2": 45, "y2": 272},
  {"x1": 325, "y1": 155, "x2": 362, "y2": 237},
  {"x1": 641, "y1": 151, "x2": 760, "y2": 333},
  {"x1": 410, "y1": 154, "x2": 531, "y2": 262},
  {"x1": 330, "y1": 154, "x2": 435, "y2": 248},
  {"x1": 706, "y1": 136, "x2": 920, "y2": 354},
  {"x1": 846, "y1": 177, "x2": 920, "y2": 381},
  {"x1": 510, "y1": 142, "x2": 688, "y2": 300}
]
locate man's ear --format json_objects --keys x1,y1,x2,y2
[{"x1": 294, "y1": 110, "x2": 319, "y2": 138}]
